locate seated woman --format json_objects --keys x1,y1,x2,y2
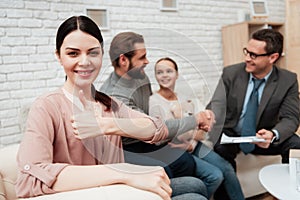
[
  {"x1": 149, "y1": 57, "x2": 245, "y2": 200},
  {"x1": 15, "y1": 16, "x2": 207, "y2": 200}
]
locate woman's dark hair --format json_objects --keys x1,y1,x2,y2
[
  {"x1": 155, "y1": 57, "x2": 178, "y2": 72},
  {"x1": 56, "y1": 15, "x2": 118, "y2": 111}
]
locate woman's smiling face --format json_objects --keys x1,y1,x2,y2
[
  {"x1": 155, "y1": 59, "x2": 178, "y2": 91},
  {"x1": 57, "y1": 30, "x2": 103, "y2": 91}
]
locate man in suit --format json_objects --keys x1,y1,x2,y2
[
  {"x1": 209, "y1": 28, "x2": 300, "y2": 199},
  {"x1": 208, "y1": 29, "x2": 300, "y2": 199}
]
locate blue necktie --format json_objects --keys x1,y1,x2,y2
[{"x1": 240, "y1": 78, "x2": 265, "y2": 154}]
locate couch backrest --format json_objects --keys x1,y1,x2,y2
[{"x1": 0, "y1": 144, "x2": 19, "y2": 200}]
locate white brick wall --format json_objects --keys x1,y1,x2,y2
[{"x1": 0, "y1": 0, "x2": 285, "y2": 147}]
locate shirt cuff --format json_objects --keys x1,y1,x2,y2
[{"x1": 271, "y1": 129, "x2": 280, "y2": 142}]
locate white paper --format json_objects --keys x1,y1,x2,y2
[{"x1": 220, "y1": 133, "x2": 266, "y2": 144}]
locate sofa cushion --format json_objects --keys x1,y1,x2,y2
[
  {"x1": 236, "y1": 152, "x2": 281, "y2": 198},
  {"x1": 0, "y1": 144, "x2": 19, "y2": 200}
]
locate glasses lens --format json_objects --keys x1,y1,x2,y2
[
  {"x1": 250, "y1": 52, "x2": 256, "y2": 59},
  {"x1": 243, "y1": 48, "x2": 257, "y2": 59},
  {"x1": 243, "y1": 48, "x2": 247, "y2": 55}
]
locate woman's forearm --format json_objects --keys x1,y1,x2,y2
[
  {"x1": 52, "y1": 163, "x2": 171, "y2": 200},
  {"x1": 73, "y1": 115, "x2": 157, "y2": 140},
  {"x1": 52, "y1": 164, "x2": 125, "y2": 192},
  {"x1": 100, "y1": 117, "x2": 156, "y2": 140}
]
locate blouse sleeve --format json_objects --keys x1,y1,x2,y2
[
  {"x1": 113, "y1": 98, "x2": 169, "y2": 143},
  {"x1": 15, "y1": 97, "x2": 69, "y2": 198}
]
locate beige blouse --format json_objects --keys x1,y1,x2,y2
[{"x1": 16, "y1": 88, "x2": 168, "y2": 198}]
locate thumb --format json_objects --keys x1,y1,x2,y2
[{"x1": 78, "y1": 90, "x2": 92, "y2": 111}]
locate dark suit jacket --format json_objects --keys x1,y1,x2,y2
[{"x1": 209, "y1": 62, "x2": 300, "y2": 144}]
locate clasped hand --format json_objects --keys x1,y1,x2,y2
[
  {"x1": 168, "y1": 109, "x2": 214, "y2": 152},
  {"x1": 195, "y1": 109, "x2": 215, "y2": 132},
  {"x1": 170, "y1": 102, "x2": 215, "y2": 132}
]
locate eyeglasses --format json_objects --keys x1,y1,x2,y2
[{"x1": 243, "y1": 48, "x2": 273, "y2": 60}]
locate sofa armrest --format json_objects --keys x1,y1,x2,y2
[
  {"x1": 0, "y1": 174, "x2": 6, "y2": 200},
  {"x1": 0, "y1": 144, "x2": 20, "y2": 200},
  {"x1": 19, "y1": 185, "x2": 162, "y2": 200}
]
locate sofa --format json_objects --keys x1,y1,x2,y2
[
  {"x1": 0, "y1": 144, "x2": 19, "y2": 200},
  {"x1": 0, "y1": 143, "x2": 282, "y2": 200}
]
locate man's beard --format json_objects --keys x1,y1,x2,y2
[{"x1": 127, "y1": 61, "x2": 146, "y2": 79}]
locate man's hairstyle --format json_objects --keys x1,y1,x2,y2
[
  {"x1": 252, "y1": 28, "x2": 283, "y2": 62},
  {"x1": 109, "y1": 32, "x2": 144, "y2": 68}
]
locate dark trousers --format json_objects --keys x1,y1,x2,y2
[
  {"x1": 213, "y1": 129, "x2": 300, "y2": 200},
  {"x1": 123, "y1": 141, "x2": 196, "y2": 178}
]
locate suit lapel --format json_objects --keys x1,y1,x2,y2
[
  {"x1": 257, "y1": 67, "x2": 278, "y2": 123},
  {"x1": 237, "y1": 68, "x2": 249, "y2": 115}
]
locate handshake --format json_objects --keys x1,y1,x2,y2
[
  {"x1": 168, "y1": 109, "x2": 215, "y2": 152},
  {"x1": 195, "y1": 110, "x2": 215, "y2": 132},
  {"x1": 170, "y1": 101, "x2": 215, "y2": 132}
]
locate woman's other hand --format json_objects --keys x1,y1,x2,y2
[{"x1": 120, "y1": 164, "x2": 172, "y2": 200}]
